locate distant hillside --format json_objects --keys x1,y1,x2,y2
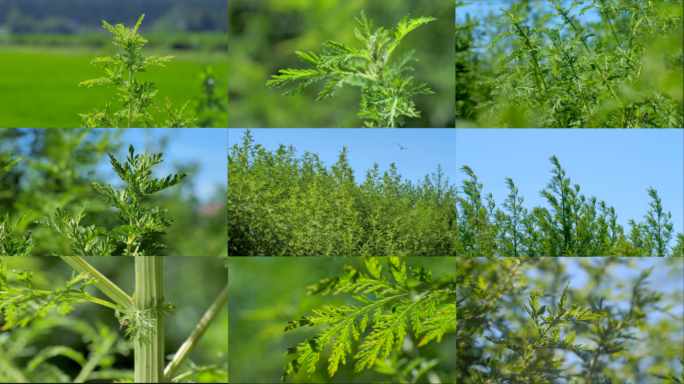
[{"x1": 0, "y1": 0, "x2": 227, "y2": 33}]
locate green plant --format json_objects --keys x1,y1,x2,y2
[
  {"x1": 456, "y1": 156, "x2": 683, "y2": 256},
  {"x1": 484, "y1": 283, "x2": 599, "y2": 381},
  {"x1": 0, "y1": 153, "x2": 34, "y2": 256},
  {"x1": 228, "y1": 130, "x2": 457, "y2": 256},
  {"x1": 456, "y1": 1, "x2": 494, "y2": 123},
  {"x1": 193, "y1": 66, "x2": 228, "y2": 128},
  {"x1": 457, "y1": 0, "x2": 683, "y2": 128},
  {"x1": 0, "y1": 144, "x2": 186, "y2": 256},
  {"x1": 267, "y1": 11, "x2": 436, "y2": 128},
  {"x1": 0, "y1": 316, "x2": 135, "y2": 383},
  {"x1": 281, "y1": 257, "x2": 455, "y2": 382},
  {"x1": 32, "y1": 144, "x2": 186, "y2": 256},
  {"x1": 457, "y1": 257, "x2": 683, "y2": 383},
  {"x1": 0, "y1": 256, "x2": 228, "y2": 383},
  {"x1": 78, "y1": 14, "x2": 196, "y2": 128}
]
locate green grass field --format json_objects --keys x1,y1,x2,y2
[{"x1": 0, "y1": 47, "x2": 227, "y2": 127}]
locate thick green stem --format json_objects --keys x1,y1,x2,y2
[
  {"x1": 164, "y1": 282, "x2": 228, "y2": 381},
  {"x1": 134, "y1": 256, "x2": 165, "y2": 383},
  {"x1": 60, "y1": 256, "x2": 134, "y2": 311}
]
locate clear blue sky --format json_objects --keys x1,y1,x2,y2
[
  {"x1": 456, "y1": 0, "x2": 602, "y2": 24},
  {"x1": 228, "y1": 128, "x2": 456, "y2": 189},
  {"x1": 99, "y1": 128, "x2": 226, "y2": 203},
  {"x1": 456, "y1": 129, "x2": 684, "y2": 237}
]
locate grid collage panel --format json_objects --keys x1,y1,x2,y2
[
  {"x1": 456, "y1": 0, "x2": 684, "y2": 382},
  {"x1": 227, "y1": 1, "x2": 457, "y2": 383},
  {"x1": 0, "y1": 1, "x2": 228, "y2": 382}
]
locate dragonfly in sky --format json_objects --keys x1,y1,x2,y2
[{"x1": 396, "y1": 142, "x2": 410, "y2": 150}]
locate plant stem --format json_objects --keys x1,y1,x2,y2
[
  {"x1": 513, "y1": 22, "x2": 547, "y2": 97},
  {"x1": 60, "y1": 256, "x2": 134, "y2": 311},
  {"x1": 135, "y1": 256, "x2": 165, "y2": 383},
  {"x1": 128, "y1": 67, "x2": 134, "y2": 128},
  {"x1": 598, "y1": 0, "x2": 622, "y2": 49},
  {"x1": 558, "y1": 10, "x2": 620, "y2": 101},
  {"x1": 164, "y1": 282, "x2": 228, "y2": 381}
]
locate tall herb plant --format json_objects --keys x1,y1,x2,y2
[
  {"x1": 228, "y1": 130, "x2": 457, "y2": 256},
  {"x1": 463, "y1": 0, "x2": 683, "y2": 128},
  {"x1": 79, "y1": 14, "x2": 196, "y2": 128},
  {"x1": 281, "y1": 257, "x2": 456, "y2": 383},
  {"x1": 267, "y1": 11, "x2": 436, "y2": 128},
  {"x1": 456, "y1": 156, "x2": 683, "y2": 256},
  {"x1": 457, "y1": 257, "x2": 684, "y2": 383},
  {"x1": 0, "y1": 256, "x2": 228, "y2": 383},
  {"x1": 0, "y1": 145, "x2": 187, "y2": 256}
]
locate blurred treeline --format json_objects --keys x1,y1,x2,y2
[
  {"x1": 456, "y1": 0, "x2": 684, "y2": 128},
  {"x1": 228, "y1": 0, "x2": 454, "y2": 128},
  {"x1": 458, "y1": 257, "x2": 684, "y2": 383},
  {"x1": 0, "y1": 0, "x2": 227, "y2": 35},
  {"x1": 0, "y1": 256, "x2": 227, "y2": 383},
  {"x1": 228, "y1": 130, "x2": 457, "y2": 256},
  {"x1": 0, "y1": 128, "x2": 227, "y2": 256},
  {"x1": 229, "y1": 257, "x2": 455, "y2": 383}
]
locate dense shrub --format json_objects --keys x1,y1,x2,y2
[
  {"x1": 456, "y1": 0, "x2": 683, "y2": 128},
  {"x1": 228, "y1": 130, "x2": 457, "y2": 256}
]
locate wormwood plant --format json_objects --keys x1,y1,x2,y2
[
  {"x1": 457, "y1": 257, "x2": 683, "y2": 383},
  {"x1": 228, "y1": 130, "x2": 457, "y2": 256},
  {"x1": 456, "y1": 156, "x2": 683, "y2": 256},
  {"x1": 0, "y1": 256, "x2": 228, "y2": 383},
  {"x1": 0, "y1": 145, "x2": 186, "y2": 256},
  {"x1": 281, "y1": 257, "x2": 456, "y2": 383},
  {"x1": 456, "y1": 0, "x2": 493, "y2": 123},
  {"x1": 0, "y1": 316, "x2": 135, "y2": 383},
  {"x1": 267, "y1": 11, "x2": 436, "y2": 128},
  {"x1": 471, "y1": 0, "x2": 683, "y2": 128},
  {"x1": 79, "y1": 14, "x2": 196, "y2": 128},
  {"x1": 483, "y1": 283, "x2": 599, "y2": 382},
  {"x1": 0, "y1": 153, "x2": 33, "y2": 256}
]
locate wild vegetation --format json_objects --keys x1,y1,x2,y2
[
  {"x1": 457, "y1": 257, "x2": 684, "y2": 383},
  {"x1": 456, "y1": 0, "x2": 683, "y2": 128},
  {"x1": 0, "y1": 128, "x2": 226, "y2": 256},
  {"x1": 228, "y1": 130, "x2": 457, "y2": 256},
  {"x1": 0, "y1": 256, "x2": 228, "y2": 383},
  {"x1": 79, "y1": 14, "x2": 196, "y2": 128},
  {"x1": 456, "y1": 156, "x2": 683, "y2": 256},
  {"x1": 1, "y1": 144, "x2": 186, "y2": 256},
  {"x1": 281, "y1": 257, "x2": 456, "y2": 383},
  {"x1": 267, "y1": 11, "x2": 436, "y2": 128}
]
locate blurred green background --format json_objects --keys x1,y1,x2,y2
[
  {"x1": 0, "y1": 128, "x2": 227, "y2": 256},
  {"x1": 228, "y1": 257, "x2": 456, "y2": 383},
  {"x1": 0, "y1": 256, "x2": 228, "y2": 383},
  {"x1": 0, "y1": 0, "x2": 227, "y2": 128},
  {"x1": 228, "y1": 0, "x2": 455, "y2": 128}
]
